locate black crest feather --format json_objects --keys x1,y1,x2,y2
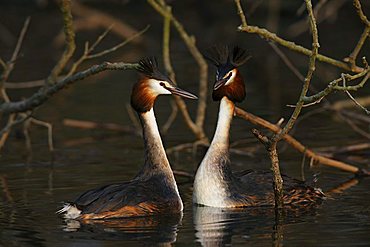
[
  {"x1": 231, "y1": 46, "x2": 250, "y2": 67},
  {"x1": 204, "y1": 45, "x2": 229, "y2": 67},
  {"x1": 136, "y1": 57, "x2": 168, "y2": 81},
  {"x1": 204, "y1": 45, "x2": 250, "y2": 68}
]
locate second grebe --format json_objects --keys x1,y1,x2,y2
[
  {"x1": 193, "y1": 46, "x2": 325, "y2": 208},
  {"x1": 58, "y1": 57, "x2": 197, "y2": 219}
]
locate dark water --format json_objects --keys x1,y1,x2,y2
[{"x1": 1, "y1": 1, "x2": 370, "y2": 246}]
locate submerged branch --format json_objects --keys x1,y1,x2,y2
[{"x1": 235, "y1": 107, "x2": 365, "y2": 175}]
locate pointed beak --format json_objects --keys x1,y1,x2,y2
[
  {"x1": 214, "y1": 70, "x2": 233, "y2": 90},
  {"x1": 168, "y1": 86, "x2": 198, "y2": 99},
  {"x1": 213, "y1": 78, "x2": 228, "y2": 90}
]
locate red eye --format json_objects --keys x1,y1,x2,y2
[{"x1": 160, "y1": 82, "x2": 165, "y2": 87}]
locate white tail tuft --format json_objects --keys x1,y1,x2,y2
[{"x1": 57, "y1": 203, "x2": 82, "y2": 219}]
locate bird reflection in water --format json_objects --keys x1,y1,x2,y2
[
  {"x1": 61, "y1": 212, "x2": 182, "y2": 244},
  {"x1": 193, "y1": 204, "x2": 323, "y2": 246},
  {"x1": 193, "y1": 176, "x2": 365, "y2": 246}
]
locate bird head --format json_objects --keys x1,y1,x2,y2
[
  {"x1": 205, "y1": 45, "x2": 250, "y2": 103},
  {"x1": 131, "y1": 57, "x2": 197, "y2": 112}
]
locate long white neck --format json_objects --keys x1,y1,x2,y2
[
  {"x1": 203, "y1": 97, "x2": 235, "y2": 166},
  {"x1": 138, "y1": 108, "x2": 175, "y2": 178},
  {"x1": 193, "y1": 97, "x2": 235, "y2": 207},
  {"x1": 211, "y1": 97, "x2": 234, "y2": 149}
]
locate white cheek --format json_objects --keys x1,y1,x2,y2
[
  {"x1": 224, "y1": 69, "x2": 237, "y2": 86},
  {"x1": 148, "y1": 79, "x2": 171, "y2": 95}
]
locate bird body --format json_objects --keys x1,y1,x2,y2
[
  {"x1": 193, "y1": 46, "x2": 325, "y2": 208},
  {"x1": 58, "y1": 57, "x2": 197, "y2": 219}
]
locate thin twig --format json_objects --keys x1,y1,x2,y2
[
  {"x1": 5, "y1": 79, "x2": 46, "y2": 89},
  {"x1": 88, "y1": 24, "x2": 114, "y2": 53},
  {"x1": 303, "y1": 65, "x2": 370, "y2": 104},
  {"x1": 87, "y1": 25, "x2": 149, "y2": 59},
  {"x1": 0, "y1": 17, "x2": 31, "y2": 103},
  {"x1": 160, "y1": 5, "x2": 178, "y2": 135},
  {"x1": 0, "y1": 58, "x2": 6, "y2": 70},
  {"x1": 0, "y1": 114, "x2": 15, "y2": 149},
  {"x1": 23, "y1": 118, "x2": 32, "y2": 152},
  {"x1": 63, "y1": 118, "x2": 139, "y2": 136},
  {"x1": 161, "y1": 100, "x2": 178, "y2": 134},
  {"x1": 0, "y1": 17, "x2": 31, "y2": 85},
  {"x1": 275, "y1": 0, "x2": 319, "y2": 142},
  {"x1": 268, "y1": 42, "x2": 304, "y2": 82},
  {"x1": 0, "y1": 112, "x2": 32, "y2": 150},
  {"x1": 66, "y1": 25, "x2": 148, "y2": 78},
  {"x1": 337, "y1": 111, "x2": 370, "y2": 139},
  {"x1": 126, "y1": 103, "x2": 141, "y2": 134},
  {"x1": 148, "y1": 0, "x2": 208, "y2": 141},
  {"x1": 345, "y1": 26, "x2": 370, "y2": 69},
  {"x1": 342, "y1": 73, "x2": 370, "y2": 114},
  {"x1": 29, "y1": 117, "x2": 54, "y2": 151},
  {"x1": 237, "y1": 21, "x2": 363, "y2": 73},
  {"x1": 269, "y1": 0, "x2": 319, "y2": 209}
]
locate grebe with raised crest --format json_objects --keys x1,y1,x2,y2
[
  {"x1": 193, "y1": 45, "x2": 325, "y2": 208},
  {"x1": 58, "y1": 57, "x2": 197, "y2": 219}
]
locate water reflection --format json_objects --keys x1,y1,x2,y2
[
  {"x1": 194, "y1": 206, "x2": 272, "y2": 246},
  {"x1": 60, "y1": 213, "x2": 182, "y2": 244},
  {"x1": 193, "y1": 175, "x2": 365, "y2": 246},
  {"x1": 193, "y1": 204, "x2": 324, "y2": 246}
]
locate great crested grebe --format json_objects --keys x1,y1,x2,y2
[
  {"x1": 193, "y1": 45, "x2": 325, "y2": 208},
  {"x1": 58, "y1": 57, "x2": 197, "y2": 219}
]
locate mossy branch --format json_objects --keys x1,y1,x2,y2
[
  {"x1": 46, "y1": 0, "x2": 75, "y2": 85},
  {"x1": 303, "y1": 65, "x2": 370, "y2": 104},
  {"x1": 234, "y1": 0, "x2": 364, "y2": 73},
  {"x1": 353, "y1": 0, "x2": 370, "y2": 27},
  {"x1": 0, "y1": 62, "x2": 139, "y2": 115}
]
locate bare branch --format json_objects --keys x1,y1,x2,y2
[
  {"x1": 235, "y1": 107, "x2": 363, "y2": 174},
  {"x1": 234, "y1": 0, "x2": 248, "y2": 27},
  {"x1": 5, "y1": 79, "x2": 46, "y2": 89},
  {"x1": 47, "y1": 0, "x2": 75, "y2": 85},
  {"x1": 268, "y1": 42, "x2": 305, "y2": 82},
  {"x1": 251, "y1": 128, "x2": 270, "y2": 150},
  {"x1": 29, "y1": 117, "x2": 54, "y2": 152},
  {"x1": 345, "y1": 26, "x2": 370, "y2": 69},
  {"x1": 63, "y1": 118, "x2": 139, "y2": 135},
  {"x1": 235, "y1": 2, "x2": 364, "y2": 73},
  {"x1": 148, "y1": 0, "x2": 208, "y2": 141},
  {"x1": 161, "y1": 100, "x2": 178, "y2": 134},
  {"x1": 303, "y1": 67, "x2": 370, "y2": 104},
  {"x1": 0, "y1": 62, "x2": 139, "y2": 114},
  {"x1": 273, "y1": 0, "x2": 319, "y2": 143},
  {"x1": 353, "y1": 0, "x2": 370, "y2": 26},
  {"x1": 126, "y1": 103, "x2": 142, "y2": 134},
  {"x1": 0, "y1": 17, "x2": 31, "y2": 102}
]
